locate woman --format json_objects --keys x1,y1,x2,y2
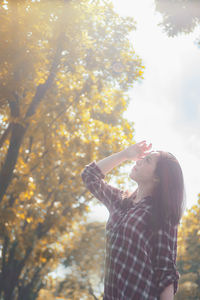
[{"x1": 81, "y1": 140, "x2": 186, "y2": 300}]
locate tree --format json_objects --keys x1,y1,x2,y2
[
  {"x1": 175, "y1": 193, "x2": 200, "y2": 299},
  {"x1": 154, "y1": 0, "x2": 200, "y2": 37},
  {"x1": 54, "y1": 221, "x2": 106, "y2": 299},
  {"x1": 175, "y1": 272, "x2": 199, "y2": 300},
  {"x1": 0, "y1": 0, "x2": 144, "y2": 299}
]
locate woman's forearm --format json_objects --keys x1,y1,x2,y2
[
  {"x1": 96, "y1": 151, "x2": 127, "y2": 176},
  {"x1": 160, "y1": 283, "x2": 174, "y2": 300},
  {"x1": 95, "y1": 141, "x2": 152, "y2": 176}
]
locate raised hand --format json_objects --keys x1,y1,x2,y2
[{"x1": 121, "y1": 140, "x2": 152, "y2": 161}]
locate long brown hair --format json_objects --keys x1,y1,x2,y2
[{"x1": 150, "y1": 151, "x2": 186, "y2": 231}]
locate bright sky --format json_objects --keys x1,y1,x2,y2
[{"x1": 87, "y1": 0, "x2": 200, "y2": 223}]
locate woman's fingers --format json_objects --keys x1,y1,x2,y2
[
  {"x1": 142, "y1": 143, "x2": 152, "y2": 154},
  {"x1": 142, "y1": 143, "x2": 152, "y2": 151},
  {"x1": 147, "y1": 143, "x2": 152, "y2": 149},
  {"x1": 138, "y1": 140, "x2": 146, "y2": 145},
  {"x1": 139, "y1": 140, "x2": 151, "y2": 147}
]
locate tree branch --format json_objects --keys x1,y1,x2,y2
[
  {"x1": 0, "y1": 123, "x2": 12, "y2": 149},
  {"x1": 0, "y1": 123, "x2": 27, "y2": 203},
  {"x1": 8, "y1": 92, "x2": 20, "y2": 118},
  {"x1": 25, "y1": 34, "x2": 64, "y2": 119},
  {"x1": 0, "y1": 32, "x2": 65, "y2": 204}
]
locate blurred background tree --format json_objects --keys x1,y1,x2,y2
[
  {"x1": 154, "y1": 0, "x2": 200, "y2": 38},
  {"x1": 0, "y1": 0, "x2": 144, "y2": 299},
  {"x1": 54, "y1": 221, "x2": 106, "y2": 299},
  {"x1": 175, "y1": 193, "x2": 200, "y2": 300}
]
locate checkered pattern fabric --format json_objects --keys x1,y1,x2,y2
[{"x1": 81, "y1": 161, "x2": 180, "y2": 300}]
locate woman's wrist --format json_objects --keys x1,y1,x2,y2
[{"x1": 119, "y1": 149, "x2": 130, "y2": 161}]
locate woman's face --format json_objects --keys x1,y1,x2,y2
[{"x1": 129, "y1": 151, "x2": 160, "y2": 184}]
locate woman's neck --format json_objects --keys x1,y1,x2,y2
[{"x1": 132, "y1": 186, "x2": 153, "y2": 203}]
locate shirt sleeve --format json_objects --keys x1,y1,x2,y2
[
  {"x1": 81, "y1": 161, "x2": 126, "y2": 213},
  {"x1": 152, "y1": 222, "x2": 181, "y2": 296}
]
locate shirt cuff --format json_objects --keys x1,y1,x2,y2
[
  {"x1": 87, "y1": 161, "x2": 106, "y2": 179},
  {"x1": 158, "y1": 269, "x2": 180, "y2": 295}
]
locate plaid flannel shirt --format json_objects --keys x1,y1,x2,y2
[{"x1": 81, "y1": 161, "x2": 180, "y2": 300}]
